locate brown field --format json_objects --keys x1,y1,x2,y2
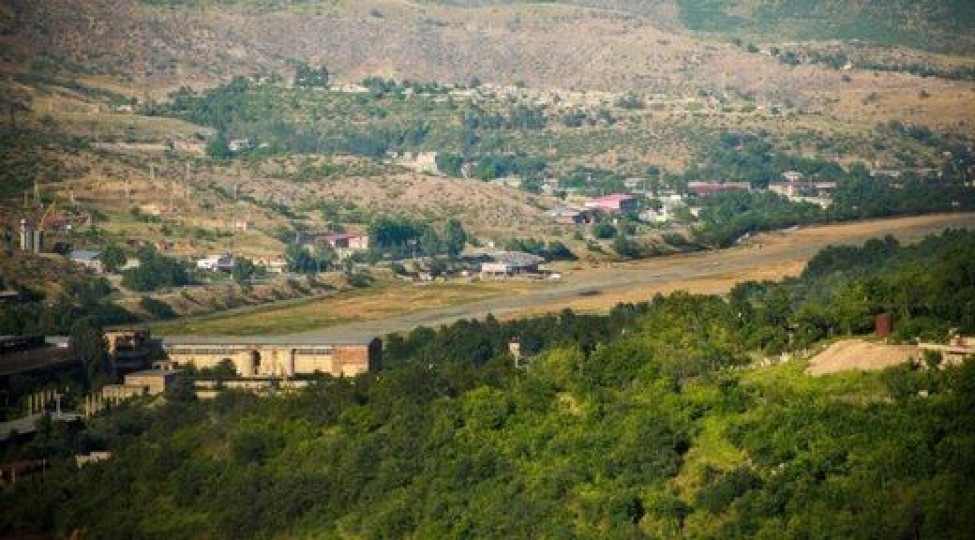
[
  {"x1": 152, "y1": 278, "x2": 544, "y2": 336},
  {"x1": 806, "y1": 339, "x2": 920, "y2": 376}
]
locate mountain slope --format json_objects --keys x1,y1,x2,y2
[{"x1": 3, "y1": 0, "x2": 973, "y2": 99}]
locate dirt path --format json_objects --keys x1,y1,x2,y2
[{"x1": 289, "y1": 212, "x2": 975, "y2": 341}]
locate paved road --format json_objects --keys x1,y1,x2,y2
[{"x1": 290, "y1": 213, "x2": 975, "y2": 341}]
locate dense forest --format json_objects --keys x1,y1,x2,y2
[{"x1": 2, "y1": 230, "x2": 974, "y2": 538}]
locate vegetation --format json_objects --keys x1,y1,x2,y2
[
  {"x1": 678, "y1": 0, "x2": 975, "y2": 53},
  {"x1": 0, "y1": 274, "x2": 135, "y2": 337},
  {"x1": 120, "y1": 246, "x2": 192, "y2": 292},
  {"x1": 367, "y1": 215, "x2": 467, "y2": 260},
  {"x1": 502, "y1": 238, "x2": 576, "y2": 261},
  {"x1": 693, "y1": 191, "x2": 824, "y2": 247},
  {"x1": 2, "y1": 230, "x2": 974, "y2": 538},
  {"x1": 284, "y1": 243, "x2": 333, "y2": 275}
]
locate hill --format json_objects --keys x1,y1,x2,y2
[
  {"x1": 3, "y1": 229, "x2": 975, "y2": 538},
  {"x1": 0, "y1": 0, "x2": 973, "y2": 312},
  {"x1": 4, "y1": 0, "x2": 975, "y2": 95}
]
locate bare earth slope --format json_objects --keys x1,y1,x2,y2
[
  {"x1": 4, "y1": 0, "x2": 973, "y2": 102},
  {"x1": 806, "y1": 339, "x2": 919, "y2": 376}
]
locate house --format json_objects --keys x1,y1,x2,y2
[
  {"x1": 547, "y1": 207, "x2": 597, "y2": 225},
  {"x1": 584, "y1": 193, "x2": 639, "y2": 215},
  {"x1": 782, "y1": 170, "x2": 804, "y2": 182},
  {"x1": 228, "y1": 138, "x2": 253, "y2": 153},
  {"x1": 480, "y1": 251, "x2": 545, "y2": 277},
  {"x1": 768, "y1": 181, "x2": 837, "y2": 208},
  {"x1": 67, "y1": 250, "x2": 103, "y2": 273},
  {"x1": 255, "y1": 256, "x2": 287, "y2": 274},
  {"x1": 124, "y1": 368, "x2": 183, "y2": 396},
  {"x1": 687, "y1": 182, "x2": 750, "y2": 198},
  {"x1": 101, "y1": 366, "x2": 182, "y2": 401},
  {"x1": 196, "y1": 253, "x2": 235, "y2": 272},
  {"x1": 319, "y1": 232, "x2": 370, "y2": 251}
]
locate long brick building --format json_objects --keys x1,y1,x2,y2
[{"x1": 161, "y1": 335, "x2": 380, "y2": 378}]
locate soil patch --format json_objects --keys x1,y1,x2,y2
[{"x1": 806, "y1": 339, "x2": 919, "y2": 376}]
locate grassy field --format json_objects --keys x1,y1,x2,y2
[{"x1": 150, "y1": 278, "x2": 544, "y2": 335}]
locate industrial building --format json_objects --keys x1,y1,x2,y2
[
  {"x1": 102, "y1": 366, "x2": 183, "y2": 400},
  {"x1": 161, "y1": 335, "x2": 380, "y2": 378}
]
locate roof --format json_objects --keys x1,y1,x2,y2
[
  {"x1": 688, "y1": 183, "x2": 748, "y2": 196},
  {"x1": 126, "y1": 368, "x2": 182, "y2": 378},
  {"x1": 67, "y1": 250, "x2": 101, "y2": 262},
  {"x1": 321, "y1": 232, "x2": 368, "y2": 241},
  {"x1": 587, "y1": 193, "x2": 637, "y2": 205},
  {"x1": 489, "y1": 251, "x2": 545, "y2": 267},
  {"x1": 161, "y1": 334, "x2": 380, "y2": 347}
]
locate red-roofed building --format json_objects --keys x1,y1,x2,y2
[
  {"x1": 584, "y1": 193, "x2": 639, "y2": 215},
  {"x1": 319, "y1": 232, "x2": 370, "y2": 251},
  {"x1": 687, "y1": 182, "x2": 750, "y2": 198}
]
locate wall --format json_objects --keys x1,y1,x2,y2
[{"x1": 163, "y1": 339, "x2": 378, "y2": 378}]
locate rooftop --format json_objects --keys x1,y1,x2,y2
[
  {"x1": 126, "y1": 368, "x2": 183, "y2": 378},
  {"x1": 161, "y1": 335, "x2": 380, "y2": 347},
  {"x1": 588, "y1": 193, "x2": 636, "y2": 204},
  {"x1": 67, "y1": 250, "x2": 101, "y2": 261},
  {"x1": 489, "y1": 251, "x2": 546, "y2": 267}
]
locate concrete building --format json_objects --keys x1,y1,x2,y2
[
  {"x1": 480, "y1": 251, "x2": 545, "y2": 277},
  {"x1": 105, "y1": 328, "x2": 153, "y2": 372},
  {"x1": 196, "y1": 253, "x2": 235, "y2": 272},
  {"x1": 546, "y1": 207, "x2": 597, "y2": 225},
  {"x1": 768, "y1": 181, "x2": 837, "y2": 208},
  {"x1": 687, "y1": 182, "x2": 750, "y2": 198},
  {"x1": 319, "y1": 232, "x2": 370, "y2": 251},
  {"x1": 67, "y1": 250, "x2": 103, "y2": 273},
  {"x1": 584, "y1": 193, "x2": 639, "y2": 215},
  {"x1": 123, "y1": 368, "x2": 182, "y2": 395},
  {"x1": 919, "y1": 334, "x2": 975, "y2": 366},
  {"x1": 1, "y1": 336, "x2": 79, "y2": 403},
  {"x1": 161, "y1": 336, "x2": 380, "y2": 378}
]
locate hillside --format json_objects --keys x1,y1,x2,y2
[
  {"x1": 1, "y1": 0, "x2": 973, "y2": 309},
  {"x1": 3, "y1": 230, "x2": 975, "y2": 538},
  {"x1": 3, "y1": 0, "x2": 975, "y2": 94}
]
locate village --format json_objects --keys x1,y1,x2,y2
[{"x1": 6, "y1": 169, "x2": 841, "y2": 289}]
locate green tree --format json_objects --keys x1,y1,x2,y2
[
  {"x1": 592, "y1": 222, "x2": 617, "y2": 239},
  {"x1": 232, "y1": 257, "x2": 257, "y2": 286},
  {"x1": 444, "y1": 219, "x2": 467, "y2": 259},
  {"x1": 121, "y1": 246, "x2": 191, "y2": 291},
  {"x1": 70, "y1": 318, "x2": 113, "y2": 390},
  {"x1": 206, "y1": 132, "x2": 232, "y2": 159},
  {"x1": 285, "y1": 244, "x2": 331, "y2": 274},
  {"x1": 100, "y1": 243, "x2": 127, "y2": 273},
  {"x1": 294, "y1": 63, "x2": 329, "y2": 88}
]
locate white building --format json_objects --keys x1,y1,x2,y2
[{"x1": 196, "y1": 253, "x2": 235, "y2": 272}]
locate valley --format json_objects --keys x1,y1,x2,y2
[
  {"x1": 152, "y1": 211, "x2": 975, "y2": 338},
  {"x1": 1, "y1": 2, "x2": 975, "y2": 538}
]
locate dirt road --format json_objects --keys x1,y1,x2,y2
[{"x1": 294, "y1": 212, "x2": 975, "y2": 341}]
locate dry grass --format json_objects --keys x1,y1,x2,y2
[
  {"x1": 145, "y1": 212, "x2": 975, "y2": 337},
  {"x1": 806, "y1": 339, "x2": 919, "y2": 376},
  {"x1": 150, "y1": 277, "x2": 543, "y2": 336}
]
